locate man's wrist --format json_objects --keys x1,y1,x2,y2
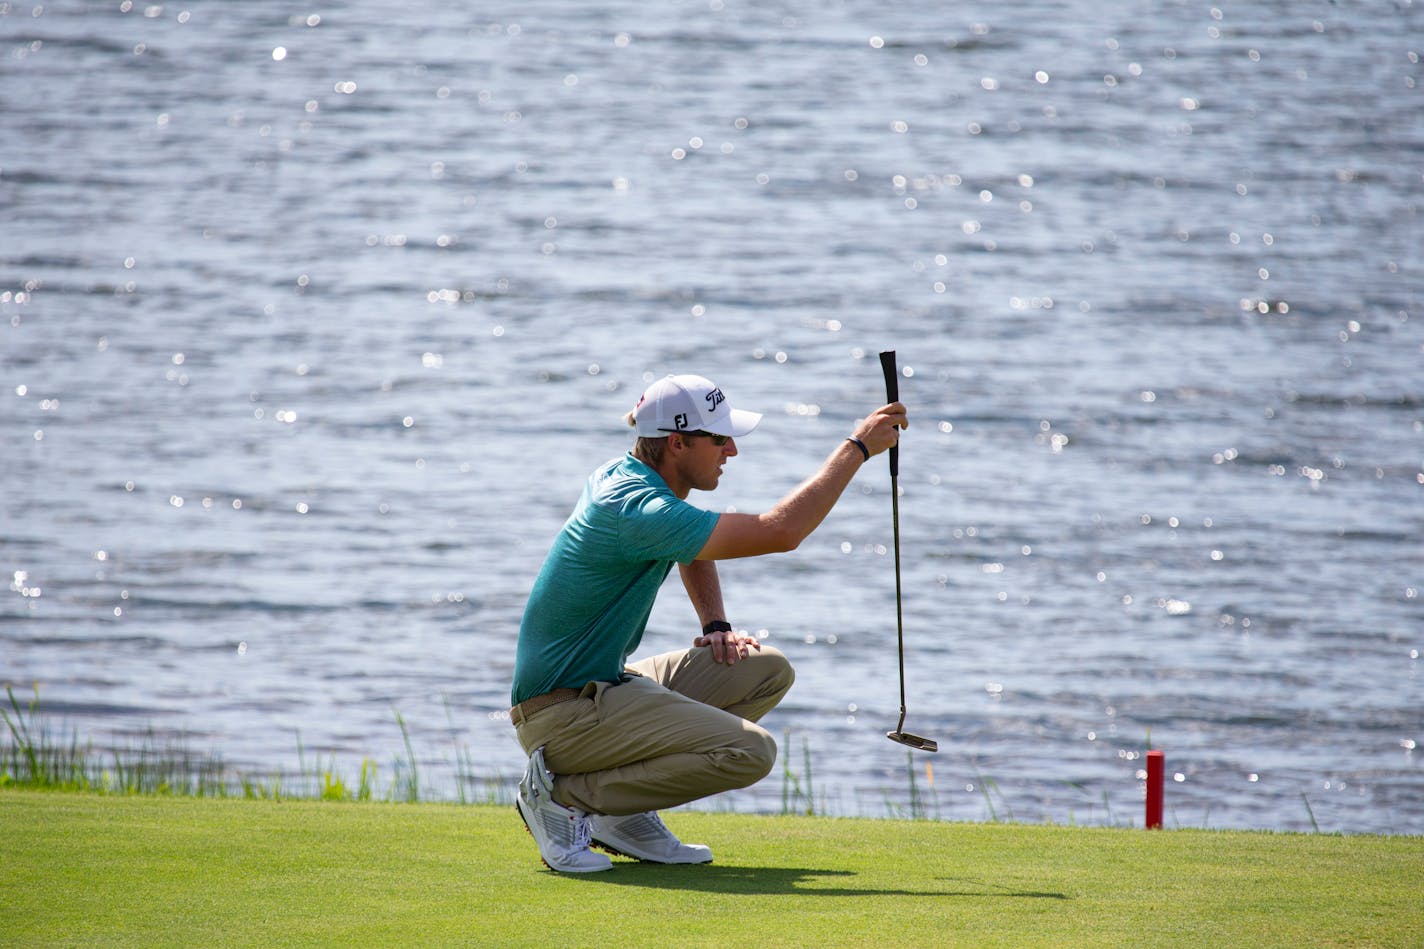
[{"x1": 702, "y1": 619, "x2": 733, "y2": 636}]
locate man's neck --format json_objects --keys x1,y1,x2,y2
[{"x1": 655, "y1": 461, "x2": 691, "y2": 499}]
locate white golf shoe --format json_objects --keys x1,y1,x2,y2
[
  {"x1": 515, "y1": 748, "x2": 612, "y2": 873},
  {"x1": 589, "y1": 811, "x2": 713, "y2": 864}
]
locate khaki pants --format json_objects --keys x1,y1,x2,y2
[{"x1": 512, "y1": 645, "x2": 794, "y2": 816}]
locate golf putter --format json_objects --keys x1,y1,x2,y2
[{"x1": 880, "y1": 350, "x2": 938, "y2": 753}]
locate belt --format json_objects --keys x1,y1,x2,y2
[{"x1": 510, "y1": 688, "x2": 582, "y2": 726}]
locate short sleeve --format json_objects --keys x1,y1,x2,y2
[{"x1": 620, "y1": 491, "x2": 719, "y2": 564}]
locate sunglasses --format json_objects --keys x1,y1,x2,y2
[{"x1": 674, "y1": 430, "x2": 731, "y2": 446}]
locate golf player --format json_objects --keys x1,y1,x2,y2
[{"x1": 511, "y1": 372, "x2": 908, "y2": 872}]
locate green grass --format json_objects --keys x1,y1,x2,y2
[{"x1": 2, "y1": 790, "x2": 1420, "y2": 948}]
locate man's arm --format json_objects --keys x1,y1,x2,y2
[
  {"x1": 696, "y1": 401, "x2": 907, "y2": 561},
  {"x1": 679, "y1": 559, "x2": 760, "y2": 664},
  {"x1": 679, "y1": 559, "x2": 726, "y2": 629}
]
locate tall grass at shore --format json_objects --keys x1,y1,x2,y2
[
  {"x1": 2, "y1": 685, "x2": 90, "y2": 792},
  {"x1": 780, "y1": 729, "x2": 819, "y2": 816},
  {"x1": 1, "y1": 685, "x2": 512, "y2": 805}
]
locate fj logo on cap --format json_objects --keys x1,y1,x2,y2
[{"x1": 673, "y1": 413, "x2": 690, "y2": 430}]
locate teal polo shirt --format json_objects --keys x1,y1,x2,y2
[{"x1": 511, "y1": 453, "x2": 719, "y2": 706}]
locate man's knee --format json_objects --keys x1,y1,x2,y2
[
  {"x1": 731, "y1": 647, "x2": 794, "y2": 722},
  {"x1": 761, "y1": 647, "x2": 795, "y2": 694},
  {"x1": 724, "y1": 724, "x2": 778, "y2": 788}
]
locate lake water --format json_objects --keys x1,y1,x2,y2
[{"x1": 3, "y1": 0, "x2": 1421, "y2": 834}]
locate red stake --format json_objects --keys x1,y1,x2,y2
[{"x1": 1146, "y1": 750, "x2": 1165, "y2": 829}]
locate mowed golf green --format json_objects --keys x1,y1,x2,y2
[{"x1": 2, "y1": 790, "x2": 1420, "y2": 947}]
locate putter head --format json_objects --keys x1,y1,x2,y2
[{"x1": 886, "y1": 730, "x2": 938, "y2": 753}]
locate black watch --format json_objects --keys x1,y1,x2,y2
[{"x1": 702, "y1": 619, "x2": 734, "y2": 636}]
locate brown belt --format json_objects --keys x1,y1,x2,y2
[{"x1": 510, "y1": 688, "x2": 582, "y2": 726}]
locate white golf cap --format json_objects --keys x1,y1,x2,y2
[{"x1": 631, "y1": 374, "x2": 762, "y2": 439}]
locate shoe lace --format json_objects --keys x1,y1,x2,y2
[{"x1": 571, "y1": 815, "x2": 594, "y2": 851}]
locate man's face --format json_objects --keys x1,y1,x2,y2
[{"x1": 676, "y1": 432, "x2": 737, "y2": 493}]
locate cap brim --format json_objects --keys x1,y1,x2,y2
[{"x1": 703, "y1": 408, "x2": 762, "y2": 438}]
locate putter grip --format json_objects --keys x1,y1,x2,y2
[{"x1": 879, "y1": 350, "x2": 899, "y2": 477}]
